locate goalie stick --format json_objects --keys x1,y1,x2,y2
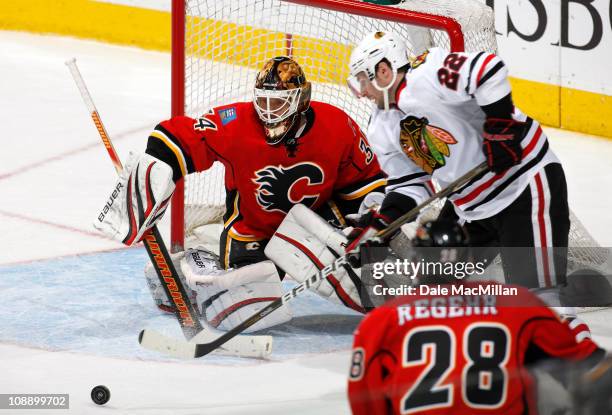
[
  {"x1": 65, "y1": 58, "x2": 272, "y2": 358},
  {"x1": 139, "y1": 161, "x2": 489, "y2": 359}
]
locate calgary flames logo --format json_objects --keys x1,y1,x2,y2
[
  {"x1": 253, "y1": 162, "x2": 324, "y2": 213},
  {"x1": 399, "y1": 116, "x2": 457, "y2": 174}
]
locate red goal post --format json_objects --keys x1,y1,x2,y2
[{"x1": 169, "y1": 0, "x2": 496, "y2": 252}]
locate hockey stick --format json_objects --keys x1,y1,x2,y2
[
  {"x1": 65, "y1": 58, "x2": 272, "y2": 358},
  {"x1": 377, "y1": 163, "x2": 487, "y2": 239},
  {"x1": 140, "y1": 161, "x2": 489, "y2": 358}
]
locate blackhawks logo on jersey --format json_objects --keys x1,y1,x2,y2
[
  {"x1": 252, "y1": 162, "x2": 324, "y2": 213},
  {"x1": 409, "y1": 50, "x2": 429, "y2": 69},
  {"x1": 399, "y1": 116, "x2": 457, "y2": 174}
]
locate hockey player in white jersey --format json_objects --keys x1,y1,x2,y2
[{"x1": 346, "y1": 31, "x2": 570, "y2": 294}]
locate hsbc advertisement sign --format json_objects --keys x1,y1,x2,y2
[{"x1": 481, "y1": 0, "x2": 612, "y2": 95}]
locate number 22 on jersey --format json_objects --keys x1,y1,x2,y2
[{"x1": 437, "y1": 53, "x2": 467, "y2": 91}]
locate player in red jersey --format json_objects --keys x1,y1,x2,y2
[
  {"x1": 147, "y1": 57, "x2": 385, "y2": 267},
  {"x1": 95, "y1": 56, "x2": 386, "y2": 331},
  {"x1": 348, "y1": 220, "x2": 607, "y2": 415}
]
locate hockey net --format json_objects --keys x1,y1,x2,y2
[
  {"x1": 170, "y1": 0, "x2": 607, "y2": 284},
  {"x1": 171, "y1": 0, "x2": 496, "y2": 250}
]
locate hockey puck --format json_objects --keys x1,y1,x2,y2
[{"x1": 91, "y1": 385, "x2": 110, "y2": 405}]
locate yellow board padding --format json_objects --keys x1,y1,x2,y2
[
  {"x1": 0, "y1": 0, "x2": 170, "y2": 51},
  {"x1": 509, "y1": 77, "x2": 560, "y2": 128},
  {"x1": 186, "y1": 17, "x2": 353, "y2": 84},
  {"x1": 3, "y1": 0, "x2": 610, "y2": 138},
  {"x1": 187, "y1": 18, "x2": 286, "y2": 69},
  {"x1": 510, "y1": 77, "x2": 612, "y2": 139},
  {"x1": 561, "y1": 87, "x2": 612, "y2": 139},
  {"x1": 1, "y1": 0, "x2": 354, "y2": 84}
]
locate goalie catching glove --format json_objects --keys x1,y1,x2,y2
[
  {"x1": 94, "y1": 152, "x2": 175, "y2": 245},
  {"x1": 265, "y1": 204, "x2": 367, "y2": 313}
]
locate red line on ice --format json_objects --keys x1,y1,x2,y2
[
  {"x1": 0, "y1": 245, "x2": 137, "y2": 267},
  {"x1": 0, "y1": 209, "x2": 114, "y2": 240},
  {"x1": 0, "y1": 124, "x2": 151, "y2": 181}
]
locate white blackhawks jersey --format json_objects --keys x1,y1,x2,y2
[{"x1": 367, "y1": 47, "x2": 559, "y2": 221}]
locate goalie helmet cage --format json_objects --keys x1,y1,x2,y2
[{"x1": 170, "y1": 0, "x2": 497, "y2": 251}]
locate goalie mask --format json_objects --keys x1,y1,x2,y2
[
  {"x1": 253, "y1": 56, "x2": 312, "y2": 145},
  {"x1": 348, "y1": 31, "x2": 410, "y2": 110}
]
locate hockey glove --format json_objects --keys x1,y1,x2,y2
[
  {"x1": 482, "y1": 118, "x2": 525, "y2": 173},
  {"x1": 94, "y1": 152, "x2": 175, "y2": 245},
  {"x1": 345, "y1": 210, "x2": 391, "y2": 268}
]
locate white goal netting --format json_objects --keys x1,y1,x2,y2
[
  {"x1": 177, "y1": 0, "x2": 496, "y2": 237},
  {"x1": 175, "y1": 0, "x2": 608, "y2": 281}
]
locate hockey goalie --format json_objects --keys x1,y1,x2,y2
[{"x1": 93, "y1": 56, "x2": 387, "y2": 332}]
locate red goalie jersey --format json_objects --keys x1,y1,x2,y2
[
  {"x1": 348, "y1": 281, "x2": 603, "y2": 415},
  {"x1": 146, "y1": 101, "x2": 385, "y2": 241}
]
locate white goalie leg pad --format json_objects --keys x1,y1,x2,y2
[
  {"x1": 94, "y1": 152, "x2": 175, "y2": 245},
  {"x1": 185, "y1": 259, "x2": 292, "y2": 333},
  {"x1": 265, "y1": 204, "x2": 365, "y2": 313},
  {"x1": 144, "y1": 250, "x2": 198, "y2": 314}
]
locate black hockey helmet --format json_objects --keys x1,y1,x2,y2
[
  {"x1": 411, "y1": 219, "x2": 472, "y2": 283},
  {"x1": 413, "y1": 219, "x2": 469, "y2": 248}
]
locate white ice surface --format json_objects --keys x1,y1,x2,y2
[
  {"x1": 1, "y1": 30, "x2": 612, "y2": 414},
  {"x1": 1, "y1": 342, "x2": 351, "y2": 415}
]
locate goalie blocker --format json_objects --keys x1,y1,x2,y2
[{"x1": 94, "y1": 152, "x2": 175, "y2": 245}]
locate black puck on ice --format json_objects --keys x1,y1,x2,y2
[{"x1": 91, "y1": 385, "x2": 110, "y2": 405}]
